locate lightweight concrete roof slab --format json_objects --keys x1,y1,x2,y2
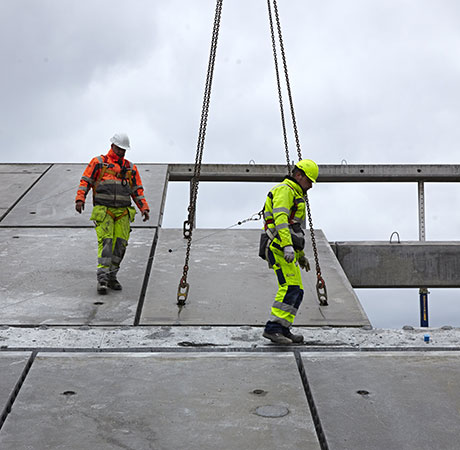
[
  {"x1": 0, "y1": 352, "x2": 31, "y2": 423},
  {"x1": 0, "y1": 228, "x2": 155, "y2": 325},
  {"x1": 301, "y1": 351, "x2": 460, "y2": 450},
  {"x1": 0, "y1": 163, "x2": 167, "y2": 227},
  {"x1": 139, "y1": 228, "x2": 370, "y2": 326},
  {"x1": 0, "y1": 164, "x2": 51, "y2": 221},
  {"x1": 0, "y1": 352, "x2": 319, "y2": 450}
]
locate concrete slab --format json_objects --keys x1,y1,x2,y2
[
  {"x1": 0, "y1": 164, "x2": 51, "y2": 221},
  {"x1": 301, "y1": 351, "x2": 460, "y2": 450},
  {"x1": 0, "y1": 163, "x2": 168, "y2": 227},
  {"x1": 0, "y1": 228, "x2": 155, "y2": 325},
  {"x1": 0, "y1": 352, "x2": 319, "y2": 450},
  {"x1": 140, "y1": 228, "x2": 370, "y2": 326},
  {"x1": 0, "y1": 353, "x2": 31, "y2": 419},
  {"x1": 335, "y1": 241, "x2": 460, "y2": 287}
]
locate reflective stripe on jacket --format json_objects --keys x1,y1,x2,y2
[
  {"x1": 263, "y1": 176, "x2": 306, "y2": 249},
  {"x1": 75, "y1": 148, "x2": 150, "y2": 212}
]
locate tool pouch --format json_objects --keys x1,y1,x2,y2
[
  {"x1": 90, "y1": 205, "x2": 108, "y2": 222},
  {"x1": 258, "y1": 232, "x2": 270, "y2": 260},
  {"x1": 128, "y1": 207, "x2": 137, "y2": 222}
]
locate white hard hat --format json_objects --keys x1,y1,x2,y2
[{"x1": 110, "y1": 132, "x2": 131, "y2": 151}]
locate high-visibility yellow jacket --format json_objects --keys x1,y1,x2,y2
[
  {"x1": 75, "y1": 148, "x2": 150, "y2": 213},
  {"x1": 263, "y1": 176, "x2": 306, "y2": 250}
]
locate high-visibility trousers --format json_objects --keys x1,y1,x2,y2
[
  {"x1": 267, "y1": 243, "x2": 304, "y2": 328},
  {"x1": 90, "y1": 205, "x2": 136, "y2": 282}
]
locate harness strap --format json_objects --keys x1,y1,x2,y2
[
  {"x1": 104, "y1": 168, "x2": 133, "y2": 186},
  {"x1": 106, "y1": 209, "x2": 129, "y2": 221}
]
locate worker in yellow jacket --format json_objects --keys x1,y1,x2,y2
[
  {"x1": 261, "y1": 159, "x2": 318, "y2": 344},
  {"x1": 75, "y1": 133, "x2": 150, "y2": 295}
]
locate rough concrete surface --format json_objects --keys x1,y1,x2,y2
[
  {"x1": 0, "y1": 228, "x2": 155, "y2": 325},
  {"x1": 302, "y1": 351, "x2": 460, "y2": 450},
  {"x1": 2, "y1": 163, "x2": 460, "y2": 449},
  {"x1": 0, "y1": 352, "x2": 319, "y2": 450},
  {"x1": 0, "y1": 163, "x2": 167, "y2": 227},
  {"x1": 140, "y1": 228, "x2": 370, "y2": 327}
]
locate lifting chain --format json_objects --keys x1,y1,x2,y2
[
  {"x1": 305, "y1": 193, "x2": 328, "y2": 305},
  {"x1": 177, "y1": 0, "x2": 224, "y2": 312},
  {"x1": 267, "y1": 0, "x2": 328, "y2": 306}
]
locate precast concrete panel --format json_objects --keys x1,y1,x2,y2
[
  {"x1": 0, "y1": 352, "x2": 320, "y2": 450},
  {"x1": 0, "y1": 164, "x2": 51, "y2": 221},
  {"x1": 0, "y1": 352, "x2": 31, "y2": 419},
  {"x1": 335, "y1": 241, "x2": 460, "y2": 287},
  {"x1": 0, "y1": 164, "x2": 168, "y2": 227},
  {"x1": 301, "y1": 351, "x2": 460, "y2": 450},
  {"x1": 0, "y1": 228, "x2": 155, "y2": 325},
  {"x1": 139, "y1": 228, "x2": 370, "y2": 326}
]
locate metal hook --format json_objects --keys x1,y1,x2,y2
[
  {"x1": 389, "y1": 231, "x2": 401, "y2": 244},
  {"x1": 249, "y1": 159, "x2": 256, "y2": 165},
  {"x1": 341, "y1": 159, "x2": 348, "y2": 165}
]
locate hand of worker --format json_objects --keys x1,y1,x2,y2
[
  {"x1": 142, "y1": 210, "x2": 150, "y2": 222},
  {"x1": 75, "y1": 201, "x2": 84, "y2": 214},
  {"x1": 283, "y1": 245, "x2": 295, "y2": 263},
  {"x1": 298, "y1": 255, "x2": 311, "y2": 272}
]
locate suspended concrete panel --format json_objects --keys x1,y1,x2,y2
[
  {"x1": 139, "y1": 228, "x2": 370, "y2": 327},
  {"x1": 0, "y1": 353, "x2": 31, "y2": 420},
  {"x1": 0, "y1": 163, "x2": 168, "y2": 228},
  {"x1": 0, "y1": 352, "x2": 319, "y2": 450},
  {"x1": 0, "y1": 228, "x2": 155, "y2": 325},
  {"x1": 0, "y1": 164, "x2": 51, "y2": 221},
  {"x1": 302, "y1": 351, "x2": 460, "y2": 450},
  {"x1": 335, "y1": 241, "x2": 460, "y2": 287}
]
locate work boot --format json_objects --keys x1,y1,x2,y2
[
  {"x1": 263, "y1": 330, "x2": 292, "y2": 345},
  {"x1": 108, "y1": 279, "x2": 122, "y2": 291},
  {"x1": 283, "y1": 328, "x2": 304, "y2": 344},
  {"x1": 97, "y1": 281, "x2": 108, "y2": 295}
]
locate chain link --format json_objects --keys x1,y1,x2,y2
[
  {"x1": 267, "y1": 0, "x2": 328, "y2": 305},
  {"x1": 267, "y1": 0, "x2": 290, "y2": 173},
  {"x1": 178, "y1": 0, "x2": 224, "y2": 310},
  {"x1": 271, "y1": 0, "x2": 302, "y2": 162},
  {"x1": 305, "y1": 192, "x2": 328, "y2": 305}
]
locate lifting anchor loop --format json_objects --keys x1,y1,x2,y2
[
  {"x1": 177, "y1": 275, "x2": 190, "y2": 312},
  {"x1": 316, "y1": 275, "x2": 328, "y2": 306}
]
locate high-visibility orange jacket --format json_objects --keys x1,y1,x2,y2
[{"x1": 75, "y1": 148, "x2": 150, "y2": 213}]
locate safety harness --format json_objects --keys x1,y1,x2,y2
[{"x1": 93, "y1": 155, "x2": 134, "y2": 192}]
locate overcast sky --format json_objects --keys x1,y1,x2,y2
[{"x1": 2, "y1": 0, "x2": 460, "y2": 328}]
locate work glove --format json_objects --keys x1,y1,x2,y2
[
  {"x1": 283, "y1": 245, "x2": 295, "y2": 263},
  {"x1": 75, "y1": 201, "x2": 84, "y2": 214},
  {"x1": 298, "y1": 255, "x2": 311, "y2": 272},
  {"x1": 142, "y1": 210, "x2": 150, "y2": 222}
]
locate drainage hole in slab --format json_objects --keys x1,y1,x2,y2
[
  {"x1": 94, "y1": 302, "x2": 104, "y2": 306},
  {"x1": 61, "y1": 391, "x2": 76, "y2": 396},
  {"x1": 357, "y1": 390, "x2": 370, "y2": 396},
  {"x1": 252, "y1": 389, "x2": 267, "y2": 396}
]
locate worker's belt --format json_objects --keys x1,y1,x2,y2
[{"x1": 106, "y1": 209, "x2": 129, "y2": 221}]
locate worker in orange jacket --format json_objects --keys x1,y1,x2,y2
[{"x1": 75, "y1": 133, "x2": 150, "y2": 294}]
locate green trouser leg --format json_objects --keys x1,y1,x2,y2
[
  {"x1": 92, "y1": 206, "x2": 132, "y2": 283},
  {"x1": 266, "y1": 244, "x2": 304, "y2": 331}
]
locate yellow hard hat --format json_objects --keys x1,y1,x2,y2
[{"x1": 295, "y1": 159, "x2": 319, "y2": 183}]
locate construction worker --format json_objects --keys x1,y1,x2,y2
[
  {"x1": 260, "y1": 159, "x2": 318, "y2": 344},
  {"x1": 75, "y1": 133, "x2": 150, "y2": 294}
]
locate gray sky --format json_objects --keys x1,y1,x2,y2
[{"x1": 2, "y1": 0, "x2": 460, "y2": 327}]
